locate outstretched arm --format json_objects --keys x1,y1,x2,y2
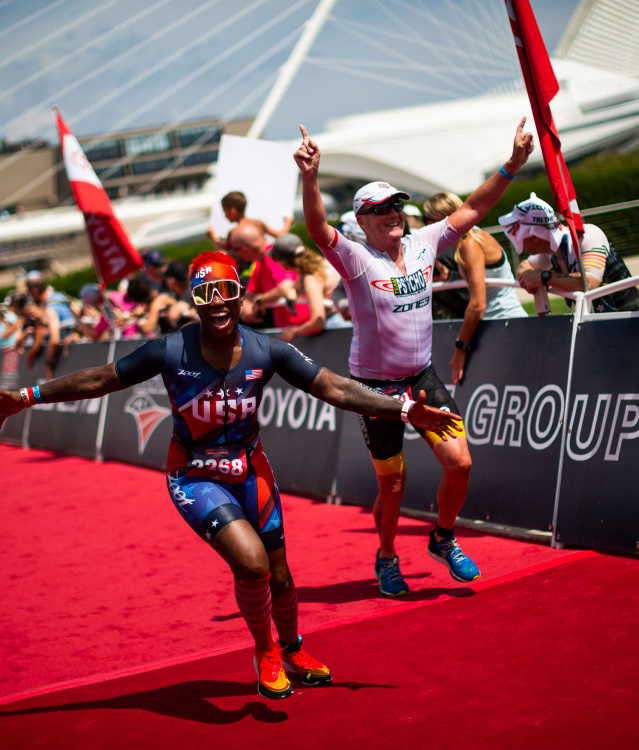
[
  {"x1": 448, "y1": 118, "x2": 535, "y2": 236},
  {"x1": 310, "y1": 367, "x2": 462, "y2": 440},
  {"x1": 262, "y1": 216, "x2": 294, "y2": 238},
  {"x1": 0, "y1": 362, "x2": 127, "y2": 428},
  {"x1": 294, "y1": 125, "x2": 334, "y2": 248}
]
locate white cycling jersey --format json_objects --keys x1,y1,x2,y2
[{"x1": 320, "y1": 219, "x2": 462, "y2": 379}]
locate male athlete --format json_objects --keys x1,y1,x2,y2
[
  {"x1": 0, "y1": 251, "x2": 462, "y2": 699},
  {"x1": 294, "y1": 119, "x2": 534, "y2": 596}
]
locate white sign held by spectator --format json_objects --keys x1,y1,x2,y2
[{"x1": 209, "y1": 135, "x2": 298, "y2": 240}]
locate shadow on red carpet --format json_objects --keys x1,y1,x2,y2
[{"x1": 0, "y1": 444, "x2": 637, "y2": 748}]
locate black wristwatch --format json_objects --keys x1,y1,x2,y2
[
  {"x1": 454, "y1": 338, "x2": 468, "y2": 351},
  {"x1": 540, "y1": 270, "x2": 552, "y2": 287}
]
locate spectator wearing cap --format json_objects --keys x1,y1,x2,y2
[
  {"x1": 422, "y1": 191, "x2": 526, "y2": 384},
  {"x1": 337, "y1": 210, "x2": 366, "y2": 244},
  {"x1": 163, "y1": 261, "x2": 198, "y2": 331},
  {"x1": 270, "y1": 234, "x2": 350, "y2": 342},
  {"x1": 229, "y1": 223, "x2": 310, "y2": 330},
  {"x1": 163, "y1": 261, "x2": 191, "y2": 302},
  {"x1": 505, "y1": 193, "x2": 639, "y2": 314},
  {"x1": 141, "y1": 249, "x2": 169, "y2": 292},
  {"x1": 25, "y1": 278, "x2": 77, "y2": 379},
  {"x1": 126, "y1": 278, "x2": 183, "y2": 337},
  {"x1": 294, "y1": 120, "x2": 534, "y2": 596},
  {"x1": 403, "y1": 204, "x2": 425, "y2": 233},
  {"x1": 75, "y1": 284, "x2": 139, "y2": 341}
]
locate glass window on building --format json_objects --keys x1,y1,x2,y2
[
  {"x1": 126, "y1": 132, "x2": 172, "y2": 157},
  {"x1": 131, "y1": 157, "x2": 173, "y2": 175},
  {"x1": 96, "y1": 165, "x2": 126, "y2": 180},
  {"x1": 176, "y1": 125, "x2": 220, "y2": 148},
  {"x1": 83, "y1": 139, "x2": 122, "y2": 162},
  {"x1": 183, "y1": 149, "x2": 219, "y2": 167}
]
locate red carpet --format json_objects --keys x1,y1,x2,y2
[{"x1": 0, "y1": 444, "x2": 637, "y2": 748}]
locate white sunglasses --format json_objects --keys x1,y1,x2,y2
[{"x1": 191, "y1": 279, "x2": 241, "y2": 305}]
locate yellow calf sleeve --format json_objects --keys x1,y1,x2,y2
[{"x1": 371, "y1": 452, "x2": 405, "y2": 476}]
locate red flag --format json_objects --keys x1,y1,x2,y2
[
  {"x1": 54, "y1": 108, "x2": 143, "y2": 285},
  {"x1": 505, "y1": 0, "x2": 584, "y2": 254}
]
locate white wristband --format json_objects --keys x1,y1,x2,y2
[{"x1": 400, "y1": 399, "x2": 415, "y2": 424}]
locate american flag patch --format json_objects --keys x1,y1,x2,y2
[{"x1": 245, "y1": 369, "x2": 263, "y2": 380}]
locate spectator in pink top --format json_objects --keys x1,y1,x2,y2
[
  {"x1": 230, "y1": 223, "x2": 310, "y2": 329},
  {"x1": 76, "y1": 284, "x2": 139, "y2": 340}
]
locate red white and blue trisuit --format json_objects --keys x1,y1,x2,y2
[{"x1": 115, "y1": 323, "x2": 321, "y2": 551}]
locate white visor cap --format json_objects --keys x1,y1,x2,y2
[
  {"x1": 353, "y1": 181, "x2": 410, "y2": 215},
  {"x1": 498, "y1": 192, "x2": 564, "y2": 254}
]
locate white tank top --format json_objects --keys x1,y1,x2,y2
[
  {"x1": 320, "y1": 219, "x2": 462, "y2": 379},
  {"x1": 484, "y1": 249, "x2": 528, "y2": 319}
]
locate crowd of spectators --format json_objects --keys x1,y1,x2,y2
[
  {"x1": 0, "y1": 201, "x2": 343, "y2": 377},
  {"x1": 3, "y1": 185, "x2": 636, "y2": 383},
  {"x1": 0, "y1": 249, "x2": 201, "y2": 376}
]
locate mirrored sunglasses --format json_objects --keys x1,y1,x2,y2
[
  {"x1": 191, "y1": 279, "x2": 241, "y2": 305},
  {"x1": 358, "y1": 198, "x2": 404, "y2": 216}
]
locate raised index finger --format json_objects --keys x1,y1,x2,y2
[{"x1": 299, "y1": 124, "x2": 309, "y2": 140}]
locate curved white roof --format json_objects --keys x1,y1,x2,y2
[
  {"x1": 292, "y1": 0, "x2": 639, "y2": 197},
  {"x1": 300, "y1": 57, "x2": 639, "y2": 196},
  {"x1": 2, "y1": 0, "x2": 637, "y2": 248}
]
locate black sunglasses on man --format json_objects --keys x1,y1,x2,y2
[{"x1": 357, "y1": 198, "x2": 404, "y2": 216}]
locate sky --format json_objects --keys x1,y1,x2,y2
[{"x1": 0, "y1": 0, "x2": 581, "y2": 147}]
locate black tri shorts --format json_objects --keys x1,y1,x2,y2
[{"x1": 352, "y1": 363, "x2": 460, "y2": 461}]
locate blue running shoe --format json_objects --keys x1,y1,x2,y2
[
  {"x1": 374, "y1": 549, "x2": 409, "y2": 596},
  {"x1": 427, "y1": 531, "x2": 481, "y2": 582}
]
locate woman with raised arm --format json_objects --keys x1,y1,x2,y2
[
  {"x1": 294, "y1": 119, "x2": 534, "y2": 597},
  {"x1": 422, "y1": 191, "x2": 527, "y2": 385}
]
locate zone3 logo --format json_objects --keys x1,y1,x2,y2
[{"x1": 393, "y1": 296, "x2": 430, "y2": 313}]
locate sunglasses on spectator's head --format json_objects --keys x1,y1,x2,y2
[
  {"x1": 191, "y1": 279, "x2": 241, "y2": 305},
  {"x1": 358, "y1": 198, "x2": 404, "y2": 216}
]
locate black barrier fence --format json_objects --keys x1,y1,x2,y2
[{"x1": 2, "y1": 316, "x2": 638, "y2": 555}]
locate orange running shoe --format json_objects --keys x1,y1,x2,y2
[
  {"x1": 253, "y1": 645, "x2": 294, "y2": 700},
  {"x1": 279, "y1": 636, "x2": 332, "y2": 686}
]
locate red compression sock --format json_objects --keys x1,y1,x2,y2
[
  {"x1": 271, "y1": 583, "x2": 299, "y2": 645},
  {"x1": 234, "y1": 574, "x2": 274, "y2": 649}
]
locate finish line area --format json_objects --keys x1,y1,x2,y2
[{"x1": 0, "y1": 444, "x2": 635, "y2": 748}]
